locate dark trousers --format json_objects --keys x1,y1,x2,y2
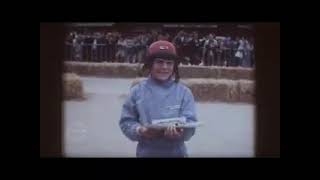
[
  {"x1": 82, "y1": 45, "x2": 92, "y2": 61},
  {"x1": 225, "y1": 50, "x2": 232, "y2": 67}
]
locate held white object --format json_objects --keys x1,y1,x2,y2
[{"x1": 145, "y1": 117, "x2": 203, "y2": 129}]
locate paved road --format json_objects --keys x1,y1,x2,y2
[{"x1": 63, "y1": 77, "x2": 255, "y2": 157}]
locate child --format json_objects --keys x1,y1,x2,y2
[{"x1": 119, "y1": 40, "x2": 198, "y2": 157}]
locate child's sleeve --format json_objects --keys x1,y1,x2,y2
[{"x1": 119, "y1": 86, "x2": 142, "y2": 142}]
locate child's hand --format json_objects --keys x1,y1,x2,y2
[
  {"x1": 164, "y1": 126, "x2": 184, "y2": 139},
  {"x1": 137, "y1": 126, "x2": 163, "y2": 139}
]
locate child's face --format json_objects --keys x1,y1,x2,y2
[{"x1": 150, "y1": 58, "x2": 175, "y2": 81}]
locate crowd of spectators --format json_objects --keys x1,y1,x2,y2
[{"x1": 65, "y1": 30, "x2": 254, "y2": 67}]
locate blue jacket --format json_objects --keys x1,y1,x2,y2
[{"x1": 119, "y1": 76, "x2": 197, "y2": 157}]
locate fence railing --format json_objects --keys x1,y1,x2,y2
[{"x1": 65, "y1": 42, "x2": 254, "y2": 67}]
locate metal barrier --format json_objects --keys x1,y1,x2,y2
[
  {"x1": 65, "y1": 42, "x2": 115, "y2": 62},
  {"x1": 65, "y1": 42, "x2": 254, "y2": 67},
  {"x1": 202, "y1": 48, "x2": 254, "y2": 67},
  {"x1": 65, "y1": 42, "x2": 140, "y2": 63}
]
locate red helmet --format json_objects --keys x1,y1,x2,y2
[
  {"x1": 140, "y1": 40, "x2": 180, "y2": 82},
  {"x1": 146, "y1": 40, "x2": 178, "y2": 62}
]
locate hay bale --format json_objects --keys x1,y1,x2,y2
[
  {"x1": 219, "y1": 66, "x2": 254, "y2": 80},
  {"x1": 129, "y1": 78, "x2": 254, "y2": 103},
  {"x1": 181, "y1": 79, "x2": 239, "y2": 102},
  {"x1": 116, "y1": 63, "x2": 139, "y2": 78},
  {"x1": 238, "y1": 80, "x2": 255, "y2": 103},
  {"x1": 179, "y1": 65, "x2": 218, "y2": 78},
  {"x1": 181, "y1": 79, "x2": 208, "y2": 101},
  {"x1": 64, "y1": 62, "x2": 140, "y2": 78},
  {"x1": 228, "y1": 80, "x2": 240, "y2": 102},
  {"x1": 133, "y1": 78, "x2": 255, "y2": 103},
  {"x1": 244, "y1": 68, "x2": 254, "y2": 80},
  {"x1": 64, "y1": 62, "x2": 93, "y2": 76},
  {"x1": 179, "y1": 65, "x2": 253, "y2": 80},
  {"x1": 63, "y1": 73, "x2": 84, "y2": 100}
]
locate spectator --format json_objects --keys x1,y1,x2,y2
[
  {"x1": 216, "y1": 38, "x2": 224, "y2": 66},
  {"x1": 145, "y1": 32, "x2": 153, "y2": 47},
  {"x1": 183, "y1": 33, "x2": 194, "y2": 65},
  {"x1": 231, "y1": 36, "x2": 240, "y2": 66},
  {"x1": 126, "y1": 37, "x2": 136, "y2": 63},
  {"x1": 165, "y1": 32, "x2": 171, "y2": 41},
  {"x1": 132, "y1": 36, "x2": 141, "y2": 63},
  {"x1": 151, "y1": 30, "x2": 159, "y2": 43},
  {"x1": 97, "y1": 33, "x2": 106, "y2": 62},
  {"x1": 211, "y1": 34, "x2": 219, "y2": 66},
  {"x1": 224, "y1": 36, "x2": 232, "y2": 67},
  {"x1": 141, "y1": 34, "x2": 149, "y2": 62},
  {"x1": 72, "y1": 34, "x2": 83, "y2": 61},
  {"x1": 201, "y1": 34, "x2": 209, "y2": 66},
  {"x1": 106, "y1": 33, "x2": 116, "y2": 62},
  {"x1": 203, "y1": 34, "x2": 217, "y2": 66},
  {"x1": 91, "y1": 36, "x2": 99, "y2": 62},
  {"x1": 189, "y1": 32, "x2": 202, "y2": 65},
  {"x1": 173, "y1": 30, "x2": 184, "y2": 58},
  {"x1": 241, "y1": 38, "x2": 251, "y2": 67},
  {"x1": 110, "y1": 33, "x2": 117, "y2": 62},
  {"x1": 199, "y1": 35, "x2": 207, "y2": 65},
  {"x1": 136, "y1": 34, "x2": 148, "y2": 63},
  {"x1": 65, "y1": 32, "x2": 74, "y2": 61},
  {"x1": 249, "y1": 38, "x2": 255, "y2": 67},
  {"x1": 83, "y1": 33, "x2": 94, "y2": 61},
  {"x1": 235, "y1": 37, "x2": 245, "y2": 67},
  {"x1": 115, "y1": 36, "x2": 126, "y2": 63}
]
